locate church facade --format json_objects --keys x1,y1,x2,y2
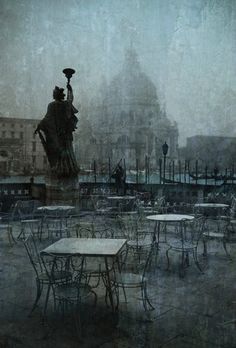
[{"x1": 76, "y1": 49, "x2": 179, "y2": 172}]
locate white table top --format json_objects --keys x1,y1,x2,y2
[
  {"x1": 107, "y1": 196, "x2": 136, "y2": 200},
  {"x1": 41, "y1": 238, "x2": 127, "y2": 257},
  {"x1": 194, "y1": 203, "x2": 229, "y2": 208},
  {"x1": 146, "y1": 214, "x2": 195, "y2": 222},
  {"x1": 37, "y1": 205, "x2": 75, "y2": 211}
]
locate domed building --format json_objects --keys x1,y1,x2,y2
[{"x1": 76, "y1": 49, "x2": 178, "y2": 171}]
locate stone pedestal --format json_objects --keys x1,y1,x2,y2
[{"x1": 45, "y1": 175, "x2": 79, "y2": 207}]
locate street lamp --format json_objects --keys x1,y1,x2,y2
[
  {"x1": 213, "y1": 165, "x2": 219, "y2": 187},
  {"x1": 162, "y1": 142, "x2": 169, "y2": 184}
]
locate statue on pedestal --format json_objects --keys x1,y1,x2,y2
[{"x1": 35, "y1": 68, "x2": 79, "y2": 179}]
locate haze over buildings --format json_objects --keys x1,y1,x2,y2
[
  {"x1": 76, "y1": 48, "x2": 178, "y2": 170},
  {"x1": 0, "y1": 0, "x2": 236, "y2": 146}
]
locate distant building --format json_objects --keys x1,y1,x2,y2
[
  {"x1": 180, "y1": 135, "x2": 236, "y2": 169},
  {"x1": 0, "y1": 117, "x2": 47, "y2": 175},
  {"x1": 76, "y1": 49, "x2": 179, "y2": 171}
]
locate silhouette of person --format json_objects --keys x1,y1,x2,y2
[{"x1": 112, "y1": 164, "x2": 126, "y2": 195}]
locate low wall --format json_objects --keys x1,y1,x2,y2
[{"x1": 1, "y1": 181, "x2": 235, "y2": 211}]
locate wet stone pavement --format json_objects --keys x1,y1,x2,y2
[{"x1": 0, "y1": 216, "x2": 236, "y2": 348}]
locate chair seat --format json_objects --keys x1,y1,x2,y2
[
  {"x1": 112, "y1": 272, "x2": 145, "y2": 286},
  {"x1": 83, "y1": 258, "x2": 112, "y2": 274},
  {"x1": 0, "y1": 224, "x2": 11, "y2": 228},
  {"x1": 203, "y1": 231, "x2": 224, "y2": 239},
  {"x1": 167, "y1": 240, "x2": 197, "y2": 251},
  {"x1": 38, "y1": 270, "x2": 72, "y2": 282},
  {"x1": 21, "y1": 219, "x2": 40, "y2": 223},
  {"x1": 48, "y1": 227, "x2": 69, "y2": 232},
  {"x1": 54, "y1": 282, "x2": 92, "y2": 301},
  {"x1": 127, "y1": 240, "x2": 152, "y2": 248},
  {"x1": 84, "y1": 265, "x2": 106, "y2": 275},
  {"x1": 96, "y1": 207, "x2": 113, "y2": 213}
]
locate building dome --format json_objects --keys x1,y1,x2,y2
[
  {"x1": 78, "y1": 48, "x2": 179, "y2": 168},
  {"x1": 105, "y1": 49, "x2": 159, "y2": 107}
]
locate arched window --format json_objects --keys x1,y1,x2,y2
[
  {"x1": 0, "y1": 151, "x2": 8, "y2": 157},
  {"x1": 117, "y1": 135, "x2": 129, "y2": 145},
  {"x1": 120, "y1": 111, "x2": 126, "y2": 125},
  {"x1": 129, "y1": 110, "x2": 135, "y2": 122},
  {"x1": 90, "y1": 137, "x2": 97, "y2": 145}
]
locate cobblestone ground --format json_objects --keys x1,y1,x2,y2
[{"x1": 0, "y1": 214, "x2": 236, "y2": 348}]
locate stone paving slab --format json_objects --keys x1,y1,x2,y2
[{"x1": 0, "y1": 217, "x2": 235, "y2": 347}]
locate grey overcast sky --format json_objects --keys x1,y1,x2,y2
[{"x1": 0, "y1": 0, "x2": 236, "y2": 145}]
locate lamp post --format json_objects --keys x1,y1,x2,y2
[
  {"x1": 162, "y1": 142, "x2": 169, "y2": 184},
  {"x1": 213, "y1": 166, "x2": 219, "y2": 187}
]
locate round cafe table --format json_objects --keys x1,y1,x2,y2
[
  {"x1": 146, "y1": 214, "x2": 195, "y2": 246},
  {"x1": 193, "y1": 203, "x2": 229, "y2": 217},
  {"x1": 107, "y1": 196, "x2": 136, "y2": 212},
  {"x1": 37, "y1": 206, "x2": 75, "y2": 239},
  {"x1": 37, "y1": 205, "x2": 75, "y2": 212},
  {"x1": 194, "y1": 203, "x2": 229, "y2": 209}
]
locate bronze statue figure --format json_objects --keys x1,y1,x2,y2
[{"x1": 35, "y1": 69, "x2": 79, "y2": 178}]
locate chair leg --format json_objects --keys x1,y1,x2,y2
[
  {"x1": 8, "y1": 225, "x2": 16, "y2": 246},
  {"x1": 223, "y1": 240, "x2": 232, "y2": 260},
  {"x1": 179, "y1": 251, "x2": 186, "y2": 278},
  {"x1": 203, "y1": 239, "x2": 208, "y2": 257},
  {"x1": 185, "y1": 252, "x2": 190, "y2": 267},
  {"x1": 17, "y1": 225, "x2": 25, "y2": 240},
  {"x1": 166, "y1": 247, "x2": 171, "y2": 270},
  {"x1": 42, "y1": 284, "x2": 51, "y2": 322},
  {"x1": 193, "y1": 249, "x2": 204, "y2": 274},
  {"x1": 142, "y1": 283, "x2": 155, "y2": 311},
  {"x1": 90, "y1": 289, "x2": 98, "y2": 307},
  {"x1": 154, "y1": 242, "x2": 159, "y2": 267},
  {"x1": 30, "y1": 279, "x2": 43, "y2": 315},
  {"x1": 102, "y1": 275, "x2": 110, "y2": 308},
  {"x1": 38, "y1": 224, "x2": 42, "y2": 241},
  {"x1": 114, "y1": 285, "x2": 120, "y2": 310},
  {"x1": 74, "y1": 304, "x2": 82, "y2": 340},
  {"x1": 141, "y1": 285, "x2": 147, "y2": 311},
  {"x1": 121, "y1": 283, "x2": 127, "y2": 303}
]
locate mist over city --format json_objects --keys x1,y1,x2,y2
[
  {"x1": 1, "y1": 0, "x2": 236, "y2": 146},
  {"x1": 2, "y1": 3, "x2": 236, "y2": 347}
]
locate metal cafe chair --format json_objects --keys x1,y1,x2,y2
[
  {"x1": 75, "y1": 226, "x2": 114, "y2": 290},
  {"x1": 44, "y1": 210, "x2": 71, "y2": 241},
  {"x1": 202, "y1": 216, "x2": 232, "y2": 260},
  {"x1": 0, "y1": 201, "x2": 22, "y2": 245},
  {"x1": 95, "y1": 199, "x2": 114, "y2": 216},
  {"x1": 166, "y1": 217, "x2": 205, "y2": 277},
  {"x1": 0, "y1": 211, "x2": 17, "y2": 246},
  {"x1": 16, "y1": 200, "x2": 42, "y2": 240},
  {"x1": 22, "y1": 234, "x2": 72, "y2": 320},
  {"x1": 110, "y1": 243, "x2": 155, "y2": 311},
  {"x1": 41, "y1": 252, "x2": 97, "y2": 336},
  {"x1": 119, "y1": 214, "x2": 153, "y2": 259}
]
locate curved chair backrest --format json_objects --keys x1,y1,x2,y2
[
  {"x1": 17, "y1": 200, "x2": 42, "y2": 219},
  {"x1": 41, "y1": 252, "x2": 84, "y2": 285},
  {"x1": 180, "y1": 216, "x2": 204, "y2": 246},
  {"x1": 76, "y1": 226, "x2": 94, "y2": 238},
  {"x1": 117, "y1": 243, "x2": 154, "y2": 282},
  {"x1": 93, "y1": 226, "x2": 114, "y2": 239},
  {"x1": 23, "y1": 234, "x2": 43, "y2": 278}
]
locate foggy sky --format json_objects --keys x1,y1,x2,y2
[{"x1": 1, "y1": 0, "x2": 236, "y2": 145}]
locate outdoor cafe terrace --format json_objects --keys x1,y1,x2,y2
[{"x1": 0, "y1": 194, "x2": 236, "y2": 348}]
